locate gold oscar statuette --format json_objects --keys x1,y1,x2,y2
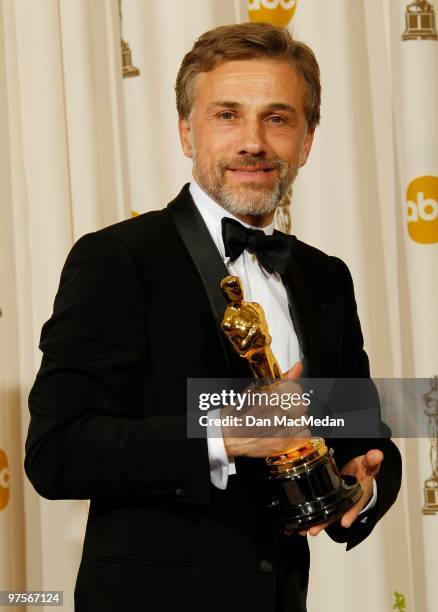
[{"x1": 220, "y1": 275, "x2": 363, "y2": 530}]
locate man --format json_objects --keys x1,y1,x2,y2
[{"x1": 25, "y1": 23, "x2": 401, "y2": 612}]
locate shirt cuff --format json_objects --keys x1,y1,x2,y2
[{"x1": 206, "y1": 409, "x2": 236, "y2": 490}]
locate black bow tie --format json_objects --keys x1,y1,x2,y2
[{"x1": 221, "y1": 217, "x2": 294, "y2": 275}]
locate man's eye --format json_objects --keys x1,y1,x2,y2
[
  {"x1": 268, "y1": 115, "x2": 286, "y2": 124},
  {"x1": 218, "y1": 112, "x2": 235, "y2": 120}
]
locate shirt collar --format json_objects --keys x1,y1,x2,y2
[{"x1": 189, "y1": 179, "x2": 275, "y2": 260}]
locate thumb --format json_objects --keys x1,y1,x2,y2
[
  {"x1": 284, "y1": 362, "x2": 303, "y2": 381},
  {"x1": 364, "y1": 449, "x2": 383, "y2": 476}
]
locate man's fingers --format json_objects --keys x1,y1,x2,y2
[
  {"x1": 284, "y1": 362, "x2": 303, "y2": 381},
  {"x1": 340, "y1": 476, "x2": 375, "y2": 527},
  {"x1": 340, "y1": 506, "x2": 361, "y2": 528},
  {"x1": 307, "y1": 522, "x2": 329, "y2": 536},
  {"x1": 341, "y1": 450, "x2": 384, "y2": 481},
  {"x1": 298, "y1": 520, "x2": 331, "y2": 537}
]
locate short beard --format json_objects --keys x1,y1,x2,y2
[{"x1": 193, "y1": 153, "x2": 298, "y2": 218}]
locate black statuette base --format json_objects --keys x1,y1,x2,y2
[{"x1": 267, "y1": 446, "x2": 363, "y2": 531}]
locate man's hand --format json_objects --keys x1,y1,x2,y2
[
  {"x1": 291, "y1": 449, "x2": 383, "y2": 537},
  {"x1": 222, "y1": 362, "x2": 311, "y2": 459}
]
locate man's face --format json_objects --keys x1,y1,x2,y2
[{"x1": 178, "y1": 58, "x2": 314, "y2": 223}]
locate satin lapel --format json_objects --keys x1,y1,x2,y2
[
  {"x1": 167, "y1": 185, "x2": 250, "y2": 378},
  {"x1": 279, "y1": 238, "x2": 326, "y2": 377}
]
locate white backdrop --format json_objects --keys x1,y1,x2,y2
[{"x1": 0, "y1": 1, "x2": 437, "y2": 611}]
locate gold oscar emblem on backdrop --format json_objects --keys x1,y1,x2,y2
[
  {"x1": 0, "y1": 449, "x2": 10, "y2": 511},
  {"x1": 402, "y1": 0, "x2": 438, "y2": 41},
  {"x1": 422, "y1": 376, "x2": 438, "y2": 515},
  {"x1": 118, "y1": 0, "x2": 140, "y2": 77},
  {"x1": 248, "y1": 0, "x2": 297, "y2": 28},
  {"x1": 220, "y1": 275, "x2": 362, "y2": 530},
  {"x1": 275, "y1": 186, "x2": 292, "y2": 234}
]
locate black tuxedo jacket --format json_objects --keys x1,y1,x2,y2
[{"x1": 25, "y1": 184, "x2": 401, "y2": 612}]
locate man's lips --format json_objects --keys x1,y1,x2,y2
[
  {"x1": 228, "y1": 166, "x2": 276, "y2": 173},
  {"x1": 227, "y1": 167, "x2": 277, "y2": 180}
]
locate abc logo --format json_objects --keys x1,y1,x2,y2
[
  {"x1": 405, "y1": 176, "x2": 438, "y2": 244},
  {"x1": 0, "y1": 449, "x2": 10, "y2": 511},
  {"x1": 248, "y1": 0, "x2": 297, "y2": 28}
]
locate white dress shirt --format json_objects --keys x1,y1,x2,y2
[{"x1": 189, "y1": 180, "x2": 376, "y2": 519}]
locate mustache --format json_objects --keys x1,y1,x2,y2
[{"x1": 220, "y1": 157, "x2": 285, "y2": 171}]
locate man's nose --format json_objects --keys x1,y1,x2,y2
[{"x1": 237, "y1": 118, "x2": 267, "y2": 155}]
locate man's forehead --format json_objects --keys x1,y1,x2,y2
[
  {"x1": 195, "y1": 59, "x2": 305, "y2": 103},
  {"x1": 209, "y1": 71, "x2": 290, "y2": 92},
  {"x1": 201, "y1": 58, "x2": 299, "y2": 80}
]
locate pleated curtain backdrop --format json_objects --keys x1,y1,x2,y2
[
  {"x1": 1, "y1": 0, "x2": 129, "y2": 609},
  {"x1": 0, "y1": 1, "x2": 437, "y2": 611}
]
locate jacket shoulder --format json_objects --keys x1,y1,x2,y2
[
  {"x1": 95, "y1": 184, "x2": 192, "y2": 248},
  {"x1": 65, "y1": 208, "x2": 175, "y2": 268},
  {"x1": 99, "y1": 208, "x2": 171, "y2": 246},
  {"x1": 293, "y1": 237, "x2": 350, "y2": 284}
]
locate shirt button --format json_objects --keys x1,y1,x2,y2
[
  {"x1": 250, "y1": 254, "x2": 257, "y2": 263},
  {"x1": 175, "y1": 488, "x2": 186, "y2": 498},
  {"x1": 259, "y1": 560, "x2": 274, "y2": 574}
]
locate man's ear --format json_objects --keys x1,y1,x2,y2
[
  {"x1": 178, "y1": 116, "x2": 193, "y2": 158},
  {"x1": 299, "y1": 128, "x2": 315, "y2": 167}
]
